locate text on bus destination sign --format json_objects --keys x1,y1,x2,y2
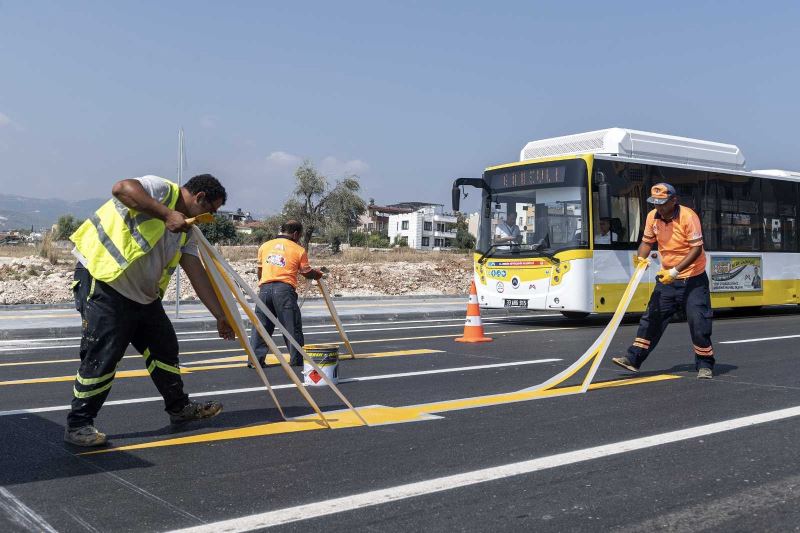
[{"x1": 488, "y1": 165, "x2": 566, "y2": 189}]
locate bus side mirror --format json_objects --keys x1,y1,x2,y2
[{"x1": 452, "y1": 185, "x2": 460, "y2": 212}]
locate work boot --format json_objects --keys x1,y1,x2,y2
[
  {"x1": 64, "y1": 425, "x2": 108, "y2": 447},
  {"x1": 697, "y1": 368, "x2": 713, "y2": 380},
  {"x1": 168, "y1": 400, "x2": 223, "y2": 424},
  {"x1": 247, "y1": 358, "x2": 267, "y2": 369},
  {"x1": 611, "y1": 356, "x2": 639, "y2": 373}
]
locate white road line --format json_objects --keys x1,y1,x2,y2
[
  {"x1": 167, "y1": 404, "x2": 800, "y2": 533},
  {"x1": 0, "y1": 358, "x2": 561, "y2": 417},
  {"x1": 719, "y1": 334, "x2": 800, "y2": 344},
  {"x1": 0, "y1": 315, "x2": 559, "y2": 350},
  {"x1": 0, "y1": 487, "x2": 58, "y2": 533},
  {"x1": 0, "y1": 318, "x2": 557, "y2": 353}
]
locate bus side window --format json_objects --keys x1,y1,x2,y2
[{"x1": 592, "y1": 160, "x2": 643, "y2": 248}]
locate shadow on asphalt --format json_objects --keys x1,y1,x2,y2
[
  {"x1": 105, "y1": 404, "x2": 347, "y2": 441},
  {"x1": 0, "y1": 414, "x2": 153, "y2": 486},
  {"x1": 616, "y1": 363, "x2": 739, "y2": 379}
]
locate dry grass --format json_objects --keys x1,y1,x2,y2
[
  {"x1": 220, "y1": 245, "x2": 259, "y2": 262},
  {"x1": 327, "y1": 247, "x2": 471, "y2": 265},
  {"x1": 218, "y1": 243, "x2": 472, "y2": 265},
  {"x1": 0, "y1": 244, "x2": 39, "y2": 258}
]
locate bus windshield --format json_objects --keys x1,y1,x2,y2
[{"x1": 478, "y1": 159, "x2": 589, "y2": 257}]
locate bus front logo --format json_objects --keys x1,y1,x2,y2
[{"x1": 496, "y1": 282, "x2": 505, "y2": 293}]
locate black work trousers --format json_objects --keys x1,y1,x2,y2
[
  {"x1": 67, "y1": 264, "x2": 189, "y2": 429},
  {"x1": 626, "y1": 271, "x2": 715, "y2": 371},
  {"x1": 249, "y1": 282, "x2": 304, "y2": 365}
]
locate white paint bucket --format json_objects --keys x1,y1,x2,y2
[{"x1": 303, "y1": 344, "x2": 339, "y2": 386}]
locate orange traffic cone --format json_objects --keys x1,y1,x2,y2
[{"x1": 455, "y1": 280, "x2": 493, "y2": 343}]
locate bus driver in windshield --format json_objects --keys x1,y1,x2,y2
[{"x1": 494, "y1": 213, "x2": 522, "y2": 249}]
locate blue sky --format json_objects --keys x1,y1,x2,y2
[{"x1": 1, "y1": 1, "x2": 798, "y2": 216}]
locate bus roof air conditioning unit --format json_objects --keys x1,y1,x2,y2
[{"x1": 520, "y1": 128, "x2": 746, "y2": 171}]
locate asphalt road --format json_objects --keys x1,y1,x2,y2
[{"x1": 1, "y1": 307, "x2": 800, "y2": 532}]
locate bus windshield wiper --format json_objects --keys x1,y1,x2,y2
[
  {"x1": 478, "y1": 244, "x2": 560, "y2": 265},
  {"x1": 478, "y1": 245, "x2": 499, "y2": 264}
]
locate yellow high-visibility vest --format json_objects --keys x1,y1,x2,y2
[{"x1": 70, "y1": 180, "x2": 187, "y2": 297}]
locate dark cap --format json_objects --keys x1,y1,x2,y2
[{"x1": 647, "y1": 183, "x2": 676, "y2": 205}]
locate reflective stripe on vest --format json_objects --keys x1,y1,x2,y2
[{"x1": 70, "y1": 180, "x2": 181, "y2": 285}]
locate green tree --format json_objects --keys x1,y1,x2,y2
[
  {"x1": 367, "y1": 232, "x2": 390, "y2": 248},
  {"x1": 198, "y1": 214, "x2": 238, "y2": 244},
  {"x1": 282, "y1": 161, "x2": 366, "y2": 249},
  {"x1": 454, "y1": 214, "x2": 476, "y2": 251},
  {"x1": 242, "y1": 214, "x2": 283, "y2": 244},
  {"x1": 54, "y1": 214, "x2": 82, "y2": 240}
]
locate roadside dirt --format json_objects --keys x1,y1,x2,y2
[{"x1": 0, "y1": 250, "x2": 474, "y2": 305}]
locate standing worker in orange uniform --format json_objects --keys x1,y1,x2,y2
[
  {"x1": 612, "y1": 183, "x2": 715, "y2": 379},
  {"x1": 249, "y1": 220, "x2": 324, "y2": 368}
]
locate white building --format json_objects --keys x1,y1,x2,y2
[{"x1": 388, "y1": 204, "x2": 458, "y2": 250}]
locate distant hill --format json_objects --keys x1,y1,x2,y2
[{"x1": 0, "y1": 194, "x2": 103, "y2": 231}]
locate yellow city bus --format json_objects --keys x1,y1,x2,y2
[{"x1": 452, "y1": 128, "x2": 800, "y2": 318}]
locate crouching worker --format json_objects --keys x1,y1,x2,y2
[
  {"x1": 612, "y1": 183, "x2": 715, "y2": 380},
  {"x1": 65, "y1": 174, "x2": 235, "y2": 447},
  {"x1": 249, "y1": 220, "x2": 324, "y2": 368}
]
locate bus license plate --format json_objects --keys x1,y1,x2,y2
[{"x1": 504, "y1": 299, "x2": 528, "y2": 308}]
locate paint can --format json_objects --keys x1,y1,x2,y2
[{"x1": 303, "y1": 344, "x2": 339, "y2": 386}]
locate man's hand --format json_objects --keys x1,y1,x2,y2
[
  {"x1": 216, "y1": 317, "x2": 235, "y2": 340},
  {"x1": 165, "y1": 210, "x2": 190, "y2": 233},
  {"x1": 633, "y1": 256, "x2": 650, "y2": 269},
  {"x1": 657, "y1": 267, "x2": 679, "y2": 284}
]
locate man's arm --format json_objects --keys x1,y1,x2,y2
[
  {"x1": 636, "y1": 241, "x2": 653, "y2": 259},
  {"x1": 112, "y1": 179, "x2": 188, "y2": 233},
  {"x1": 180, "y1": 254, "x2": 235, "y2": 340},
  {"x1": 673, "y1": 245, "x2": 703, "y2": 273},
  {"x1": 301, "y1": 268, "x2": 324, "y2": 280}
]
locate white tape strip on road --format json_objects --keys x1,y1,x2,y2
[
  {"x1": 719, "y1": 334, "x2": 800, "y2": 344},
  {"x1": 0, "y1": 487, "x2": 58, "y2": 533},
  {"x1": 167, "y1": 404, "x2": 800, "y2": 532},
  {"x1": 0, "y1": 358, "x2": 562, "y2": 417}
]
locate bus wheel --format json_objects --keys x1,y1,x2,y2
[{"x1": 561, "y1": 311, "x2": 590, "y2": 320}]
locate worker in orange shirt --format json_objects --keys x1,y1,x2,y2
[
  {"x1": 612, "y1": 183, "x2": 715, "y2": 379},
  {"x1": 249, "y1": 220, "x2": 324, "y2": 368}
]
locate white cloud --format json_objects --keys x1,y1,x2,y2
[
  {"x1": 318, "y1": 156, "x2": 369, "y2": 177},
  {"x1": 265, "y1": 151, "x2": 304, "y2": 169},
  {"x1": 0, "y1": 112, "x2": 11, "y2": 127}
]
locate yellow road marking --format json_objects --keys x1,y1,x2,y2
[
  {"x1": 0, "y1": 327, "x2": 574, "y2": 368},
  {"x1": 185, "y1": 349, "x2": 445, "y2": 366},
  {"x1": 82, "y1": 374, "x2": 680, "y2": 455},
  {"x1": 0, "y1": 349, "x2": 447, "y2": 386}
]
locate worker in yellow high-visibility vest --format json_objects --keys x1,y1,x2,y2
[{"x1": 65, "y1": 174, "x2": 235, "y2": 447}]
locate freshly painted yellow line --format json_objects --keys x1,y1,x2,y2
[
  {"x1": 1, "y1": 327, "x2": 575, "y2": 369},
  {"x1": 82, "y1": 374, "x2": 680, "y2": 455},
  {"x1": 185, "y1": 349, "x2": 445, "y2": 366},
  {"x1": 0, "y1": 364, "x2": 245, "y2": 386},
  {"x1": 0, "y1": 349, "x2": 447, "y2": 386}
]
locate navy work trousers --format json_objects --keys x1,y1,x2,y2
[
  {"x1": 626, "y1": 271, "x2": 715, "y2": 371},
  {"x1": 249, "y1": 282, "x2": 304, "y2": 366},
  {"x1": 67, "y1": 264, "x2": 189, "y2": 429}
]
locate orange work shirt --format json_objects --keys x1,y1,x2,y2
[
  {"x1": 256, "y1": 237, "x2": 311, "y2": 288},
  {"x1": 642, "y1": 205, "x2": 706, "y2": 279}
]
